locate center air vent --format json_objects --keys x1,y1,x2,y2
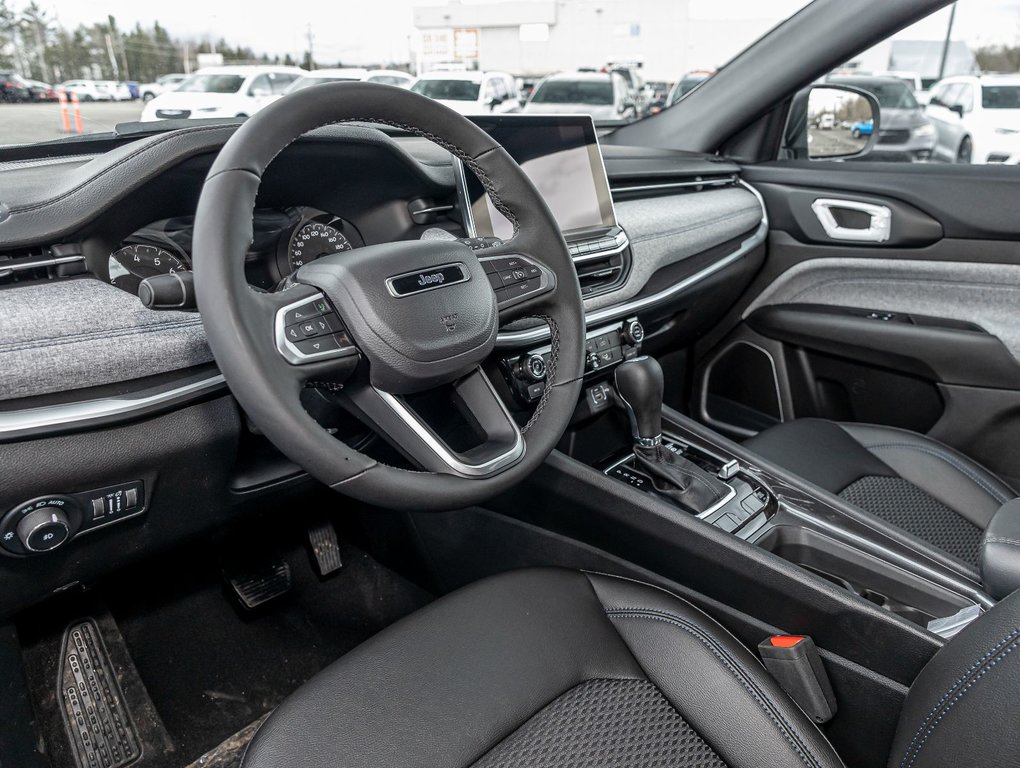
[{"x1": 567, "y1": 232, "x2": 630, "y2": 298}]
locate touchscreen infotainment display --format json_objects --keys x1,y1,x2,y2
[{"x1": 459, "y1": 115, "x2": 616, "y2": 240}]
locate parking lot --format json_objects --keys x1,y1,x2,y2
[{"x1": 2, "y1": 102, "x2": 145, "y2": 145}]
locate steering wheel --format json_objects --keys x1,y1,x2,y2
[{"x1": 192, "y1": 83, "x2": 585, "y2": 511}]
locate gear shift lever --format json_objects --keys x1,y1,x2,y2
[
  {"x1": 614, "y1": 356, "x2": 729, "y2": 513},
  {"x1": 614, "y1": 355, "x2": 664, "y2": 447}
]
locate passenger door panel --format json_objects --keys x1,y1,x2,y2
[{"x1": 696, "y1": 163, "x2": 1020, "y2": 489}]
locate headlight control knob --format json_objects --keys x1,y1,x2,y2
[{"x1": 17, "y1": 506, "x2": 71, "y2": 552}]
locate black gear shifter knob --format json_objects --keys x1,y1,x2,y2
[{"x1": 614, "y1": 355, "x2": 663, "y2": 446}]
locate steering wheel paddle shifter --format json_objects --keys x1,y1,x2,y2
[{"x1": 614, "y1": 356, "x2": 730, "y2": 513}]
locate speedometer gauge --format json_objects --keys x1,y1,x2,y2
[
  {"x1": 288, "y1": 222, "x2": 352, "y2": 271},
  {"x1": 108, "y1": 244, "x2": 188, "y2": 294}
]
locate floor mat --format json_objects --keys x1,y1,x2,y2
[{"x1": 21, "y1": 538, "x2": 432, "y2": 767}]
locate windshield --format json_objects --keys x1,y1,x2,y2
[
  {"x1": 0, "y1": 0, "x2": 888, "y2": 148},
  {"x1": 410, "y1": 79, "x2": 479, "y2": 101},
  {"x1": 177, "y1": 74, "x2": 245, "y2": 94},
  {"x1": 531, "y1": 80, "x2": 613, "y2": 105},
  {"x1": 983, "y1": 85, "x2": 1020, "y2": 109}
]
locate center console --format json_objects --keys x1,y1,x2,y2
[{"x1": 588, "y1": 354, "x2": 989, "y2": 638}]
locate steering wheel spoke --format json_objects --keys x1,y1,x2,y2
[{"x1": 340, "y1": 367, "x2": 524, "y2": 478}]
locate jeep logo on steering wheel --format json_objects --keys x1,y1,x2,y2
[{"x1": 386, "y1": 263, "x2": 469, "y2": 297}]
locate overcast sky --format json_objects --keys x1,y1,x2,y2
[{"x1": 41, "y1": 0, "x2": 1020, "y2": 65}]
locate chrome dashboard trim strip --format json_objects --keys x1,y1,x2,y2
[
  {"x1": 495, "y1": 180, "x2": 768, "y2": 348},
  {"x1": 1, "y1": 254, "x2": 85, "y2": 273},
  {"x1": 0, "y1": 373, "x2": 227, "y2": 440}
]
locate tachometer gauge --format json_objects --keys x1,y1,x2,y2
[
  {"x1": 109, "y1": 244, "x2": 188, "y2": 294},
  {"x1": 288, "y1": 221, "x2": 352, "y2": 271}
]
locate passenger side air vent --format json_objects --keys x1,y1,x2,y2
[
  {"x1": 610, "y1": 173, "x2": 738, "y2": 201},
  {"x1": 0, "y1": 244, "x2": 87, "y2": 286},
  {"x1": 567, "y1": 230, "x2": 630, "y2": 299}
]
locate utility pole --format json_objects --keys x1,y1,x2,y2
[
  {"x1": 105, "y1": 32, "x2": 120, "y2": 79},
  {"x1": 937, "y1": 2, "x2": 957, "y2": 82},
  {"x1": 306, "y1": 23, "x2": 315, "y2": 70}
]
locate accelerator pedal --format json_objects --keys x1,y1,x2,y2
[
  {"x1": 225, "y1": 559, "x2": 292, "y2": 610},
  {"x1": 307, "y1": 519, "x2": 343, "y2": 577},
  {"x1": 59, "y1": 619, "x2": 141, "y2": 768}
]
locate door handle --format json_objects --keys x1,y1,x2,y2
[{"x1": 811, "y1": 198, "x2": 892, "y2": 243}]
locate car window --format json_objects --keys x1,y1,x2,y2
[
  {"x1": 268, "y1": 73, "x2": 298, "y2": 94},
  {"x1": 800, "y1": 0, "x2": 1020, "y2": 165},
  {"x1": 410, "y1": 79, "x2": 480, "y2": 101},
  {"x1": 178, "y1": 74, "x2": 244, "y2": 94},
  {"x1": 531, "y1": 80, "x2": 614, "y2": 105},
  {"x1": 982, "y1": 85, "x2": 1020, "y2": 109},
  {"x1": 247, "y1": 74, "x2": 271, "y2": 96}
]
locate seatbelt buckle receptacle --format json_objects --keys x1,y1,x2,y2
[{"x1": 758, "y1": 634, "x2": 837, "y2": 724}]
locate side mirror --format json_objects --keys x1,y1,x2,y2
[
  {"x1": 950, "y1": 103, "x2": 965, "y2": 118},
  {"x1": 487, "y1": 96, "x2": 505, "y2": 110},
  {"x1": 784, "y1": 84, "x2": 881, "y2": 161},
  {"x1": 249, "y1": 86, "x2": 272, "y2": 98}
]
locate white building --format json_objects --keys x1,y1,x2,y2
[{"x1": 411, "y1": 0, "x2": 800, "y2": 81}]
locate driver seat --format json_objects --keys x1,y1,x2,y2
[{"x1": 240, "y1": 569, "x2": 1019, "y2": 768}]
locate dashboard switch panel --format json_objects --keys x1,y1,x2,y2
[{"x1": 1, "y1": 480, "x2": 146, "y2": 556}]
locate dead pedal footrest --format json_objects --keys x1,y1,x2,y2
[{"x1": 59, "y1": 619, "x2": 141, "y2": 768}]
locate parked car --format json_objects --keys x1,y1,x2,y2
[
  {"x1": 139, "y1": 73, "x2": 187, "y2": 101},
  {"x1": 363, "y1": 70, "x2": 414, "y2": 87},
  {"x1": 280, "y1": 68, "x2": 414, "y2": 96},
  {"x1": 56, "y1": 80, "x2": 114, "y2": 101},
  {"x1": 524, "y1": 71, "x2": 636, "y2": 122},
  {"x1": 666, "y1": 69, "x2": 715, "y2": 106},
  {"x1": 1, "y1": 72, "x2": 31, "y2": 102},
  {"x1": 926, "y1": 74, "x2": 1020, "y2": 164},
  {"x1": 818, "y1": 112, "x2": 836, "y2": 129},
  {"x1": 102, "y1": 81, "x2": 134, "y2": 101},
  {"x1": 410, "y1": 71, "x2": 521, "y2": 115},
  {"x1": 606, "y1": 60, "x2": 648, "y2": 116},
  {"x1": 140, "y1": 66, "x2": 305, "y2": 122},
  {"x1": 826, "y1": 74, "x2": 936, "y2": 161},
  {"x1": 23, "y1": 79, "x2": 58, "y2": 102}
]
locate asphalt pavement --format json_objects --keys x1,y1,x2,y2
[
  {"x1": 1, "y1": 102, "x2": 145, "y2": 146},
  {"x1": 808, "y1": 126, "x2": 868, "y2": 157}
]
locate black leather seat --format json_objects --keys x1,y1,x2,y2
[
  {"x1": 241, "y1": 569, "x2": 1020, "y2": 768},
  {"x1": 745, "y1": 419, "x2": 1017, "y2": 567}
]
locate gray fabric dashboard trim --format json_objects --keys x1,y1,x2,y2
[
  {"x1": 743, "y1": 257, "x2": 1020, "y2": 364},
  {"x1": 0, "y1": 279, "x2": 212, "y2": 400},
  {"x1": 582, "y1": 186, "x2": 763, "y2": 313}
]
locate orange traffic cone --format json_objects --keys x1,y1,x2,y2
[
  {"x1": 70, "y1": 92, "x2": 83, "y2": 134},
  {"x1": 58, "y1": 90, "x2": 71, "y2": 133}
]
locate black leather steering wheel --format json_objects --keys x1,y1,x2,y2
[{"x1": 192, "y1": 83, "x2": 585, "y2": 511}]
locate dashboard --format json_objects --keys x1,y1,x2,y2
[
  {"x1": 106, "y1": 207, "x2": 364, "y2": 294},
  {"x1": 0, "y1": 119, "x2": 767, "y2": 615}
]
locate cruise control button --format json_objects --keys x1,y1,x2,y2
[
  {"x1": 499, "y1": 268, "x2": 528, "y2": 286},
  {"x1": 295, "y1": 335, "x2": 341, "y2": 355},
  {"x1": 503, "y1": 279, "x2": 536, "y2": 297},
  {"x1": 524, "y1": 264, "x2": 542, "y2": 279},
  {"x1": 284, "y1": 300, "x2": 325, "y2": 326}
]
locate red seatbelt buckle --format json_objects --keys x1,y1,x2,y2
[{"x1": 758, "y1": 634, "x2": 837, "y2": 723}]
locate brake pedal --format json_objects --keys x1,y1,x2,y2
[
  {"x1": 225, "y1": 559, "x2": 292, "y2": 610},
  {"x1": 307, "y1": 519, "x2": 343, "y2": 577},
  {"x1": 59, "y1": 619, "x2": 142, "y2": 768}
]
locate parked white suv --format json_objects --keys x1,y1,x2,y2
[
  {"x1": 410, "y1": 71, "x2": 521, "y2": 115},
  {"x1": 926, "y1": 74, "x2": 1020, "y2": 164},
  {"x1": 140, "y1": 66, "x2": 305, "y2": 122}
]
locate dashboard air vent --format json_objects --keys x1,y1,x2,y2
[{"x1": 0, "y1": 244, "x2": 87, "y2": 286}]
